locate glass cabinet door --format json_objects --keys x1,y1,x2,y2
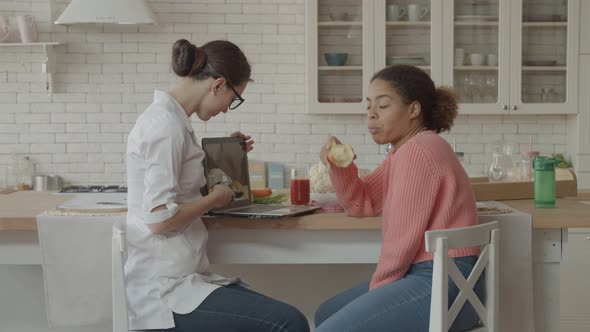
[
  {"x1": 307, "y1": 0, "x2": 373, "y2": 114},
  {"x1": 443, "y1": 0, "x2": 510, "y2": 114},
  {"x1": 373, "y1": 0, "x2": 437, "y2": 82},
  {"x1": 510, "y1": 0, "x2": 578, "y2": 113}
]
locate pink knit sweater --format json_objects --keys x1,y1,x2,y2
[{"x1": 330, "y1": 131, "x2": 479, "y2": 290}]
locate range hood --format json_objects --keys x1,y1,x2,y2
[{"x1": 55, "y1": 0, "x2": 156, "y2": 25}]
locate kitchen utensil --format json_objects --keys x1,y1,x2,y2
[
  {"x1": 32, "y1": 175, "x2": 61, "y2": 192},
  {"x1": 16, "y1": 15, "x2": 36, "y2": 43},
  {"x1": 33, "y1": 175, "x2": 49, "y2": 192},
  {"x1": 0, "y1": 16, "x2": 20, "y2": 43},
  {"x1": 454, "y1": 48, "x2": 465, "y2": 66},
  {"x1": 407, "y1": 4, "x2": 428, "y2": 22},
  {"x1": 386, "y1": 4, "x2": 406, "y2": 21},
  {"x1": 47, "y1": 175, "x2": 63, "y2": 191},
  {"x1": 324, "y1": 53, "x2": 348, "y2": 66},
  {"x1": 487, "y1": 54, "x2": 498, "y2": 66},
  {"x1": 16, "y1": 156, "x2": 34, "y2": 190},
  {"x1": 469, "y1": 53, "x2": 485, "y2": 66}
]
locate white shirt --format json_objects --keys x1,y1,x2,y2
[{"x1": 125, "y1": 90, "x2": 241, "y2": 330}]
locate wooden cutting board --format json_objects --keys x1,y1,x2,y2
[{"x1": 0, "y1": 188, "x2": 18, "y2": 195}]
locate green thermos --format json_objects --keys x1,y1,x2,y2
[{"x1": 533, "y1": 157, "x2": 556, "y2": 208}]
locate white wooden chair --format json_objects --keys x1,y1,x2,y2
[
  {"x1": 112, "y1": 223, "x2": 172, "y2": 332},
  {"x1": 112, "y1": 222, "x2": 129, "y2": 332},
  {"x1": 425, "y1": 221, "x2": 500, "y2": 332}
]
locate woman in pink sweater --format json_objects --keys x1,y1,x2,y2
[{"x1": 315, "y1": 65, "x2": 483, "y2": 332}]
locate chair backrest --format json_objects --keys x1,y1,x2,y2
[
  {"x1": 425, "y1": 221, "x2": 500, "y2": 332},
  {"x1": 112, "y1": 221, "x2": 129, "y2": 332}
]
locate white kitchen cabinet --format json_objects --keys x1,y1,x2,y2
[
  {"x1": 580, "y1": 0, "x2": 590, "y2": 54},
  {"x1": 307, "y1": 0, "x2": 579, "y2": 115},
  {"x1": 305, "y1": 0, "x2": 441, "y2": 114},
  {"x1": 576, "y1": 56, "x2": 590, "y2": 154},
  {"x1": 305, "y1": 0, "x2": 374, "y2": 114},
  {"x1": 443, "y1": 0, "x2": 579, "y2": 115},
  {"x1": 560, "y1": 228, "x2": 590, "y2": 332},
  {"x1": 568, "y1": 55, "x2": 590, "y2": 188}
]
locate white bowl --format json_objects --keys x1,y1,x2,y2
[{"x1": 310, "y1": 192, "x2": 338, "y2": 204}]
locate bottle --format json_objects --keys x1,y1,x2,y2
[
  {"x1": 16, "y1": 156, "x2": 34, "y2": 190},
  {"x1": 533, "y1": 157, "x2": 556, "y2": 208},
  {"x1": 520, "y1": 150, "x2": 540, "y2": 181},
  {"x1": 5, "y1": 153, "x2": 17, "y2": 189}
]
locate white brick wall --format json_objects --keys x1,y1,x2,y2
[{"x1": 0, "y1": 0, "x2": 574, "y2": 187}]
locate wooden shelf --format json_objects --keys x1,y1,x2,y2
[
  {"x1": 523, "y1": 22, "x2": 567, "y2": 28},
  {"x1": 0, "y1": 42, "x2": 60, "y2": 47},
  {"x1": 0, "y1": 42, "x2": 61, "y2": 94},
  {"x1": 318, "y1": 21, "x2": 362, "y2": 27},
  {"x1": 455, "y1": 66, "x2": 499, "y2": 71},
  {"x1": 318, "y1": 66, "x2": 362, "y2": 71},
  {"x1": 522, "y1": 66, "x2": 566, "y2": 71},
  {"x1": 454, "y1": 21, "x2": 498, "y2": 27},
  {"x1": 386, "y1": 21, "x2": 431, "y2": 27}
]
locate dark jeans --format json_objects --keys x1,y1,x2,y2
[
  {"x1": 169, "y1": 284, "x2": 309, "y2": 332},
  {"x1": 315, "y1": 256, "x2": 485, "y2": 332}
]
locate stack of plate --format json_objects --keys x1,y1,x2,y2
[
  {"x1": 523, "y1": 60, "x2": 557, "y2": 66},
  {"x1": 386, "y1": 56, "x2": 427, "y2": 66},
  {"x1": 455, "y1": 15, "x2": 498, "y2": 22}
]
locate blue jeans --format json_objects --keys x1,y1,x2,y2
[
  {"x1": 170, "y1": 284, "x2": 310, "y2": 332},
  {"x1": 315, "y1": 256, "x2": 484, "y2": 332}
]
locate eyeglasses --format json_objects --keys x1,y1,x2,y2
[
  {"x1": 208, "y1": 68, "x2": 246, "y2": 110},
  {"x1": 226, "y1": 82, "x2": 245, "y2": 110}
]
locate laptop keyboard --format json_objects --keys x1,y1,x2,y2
[{"x1": 230, "y1": 205, "x2": 282, "y2": 214}]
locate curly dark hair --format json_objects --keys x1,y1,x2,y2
[{"x1": 371, "y1": 65, "x2": 459, "y2": 133}]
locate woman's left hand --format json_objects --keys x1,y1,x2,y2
[{"x1": 230, "y1": 131, "x2": 254, "y2": 152}]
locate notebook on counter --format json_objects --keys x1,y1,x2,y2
[{"x1": 201, "y1": 137, "x2": 320, "y2": 218}]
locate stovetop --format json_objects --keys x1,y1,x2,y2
[{"x1": 59, "y1": 185, "x2": 127, "y2": 193}]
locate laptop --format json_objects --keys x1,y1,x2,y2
[{"x1": 201, "y1": 137, "x2": 321, "y2": 218}]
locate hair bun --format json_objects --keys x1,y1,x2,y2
[
  {"x1": 172, "y1": 39, "x2": 196, "y2": 77},
  {"x1": 170, "y1": 39, "x2": 251, "y2": 84},
  {"x1": 172, "y1": 39, "x2": 208, "y2": 77}
]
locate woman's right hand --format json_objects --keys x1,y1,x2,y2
[
  {"x1": 320, "y1": 136, "x2": 342, "y2": 167},
  {"x1": 208, "y1": 184, "x2": 234, "y2": 208}
]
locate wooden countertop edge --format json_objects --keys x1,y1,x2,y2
[
  {"x1": 1, "y1": 190, "x2": 589, "y2": 231},
  {"x1": 1, "y1": 210, "x2": 587, "y2": 231},
  {"x1": 0, "y1": 217, "x2": 38, "y2": 231}
]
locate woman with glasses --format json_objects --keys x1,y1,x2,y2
[{"x1": 125, "y1": 39, "x2": 309, "y2": 332}]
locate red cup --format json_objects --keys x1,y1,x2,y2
[
  {"x1": 290, "y1": 168, "x2": 310, "y2": 205},
  {"x1": 290, "y1": 178, "x2": 310, "y2": 205}
]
